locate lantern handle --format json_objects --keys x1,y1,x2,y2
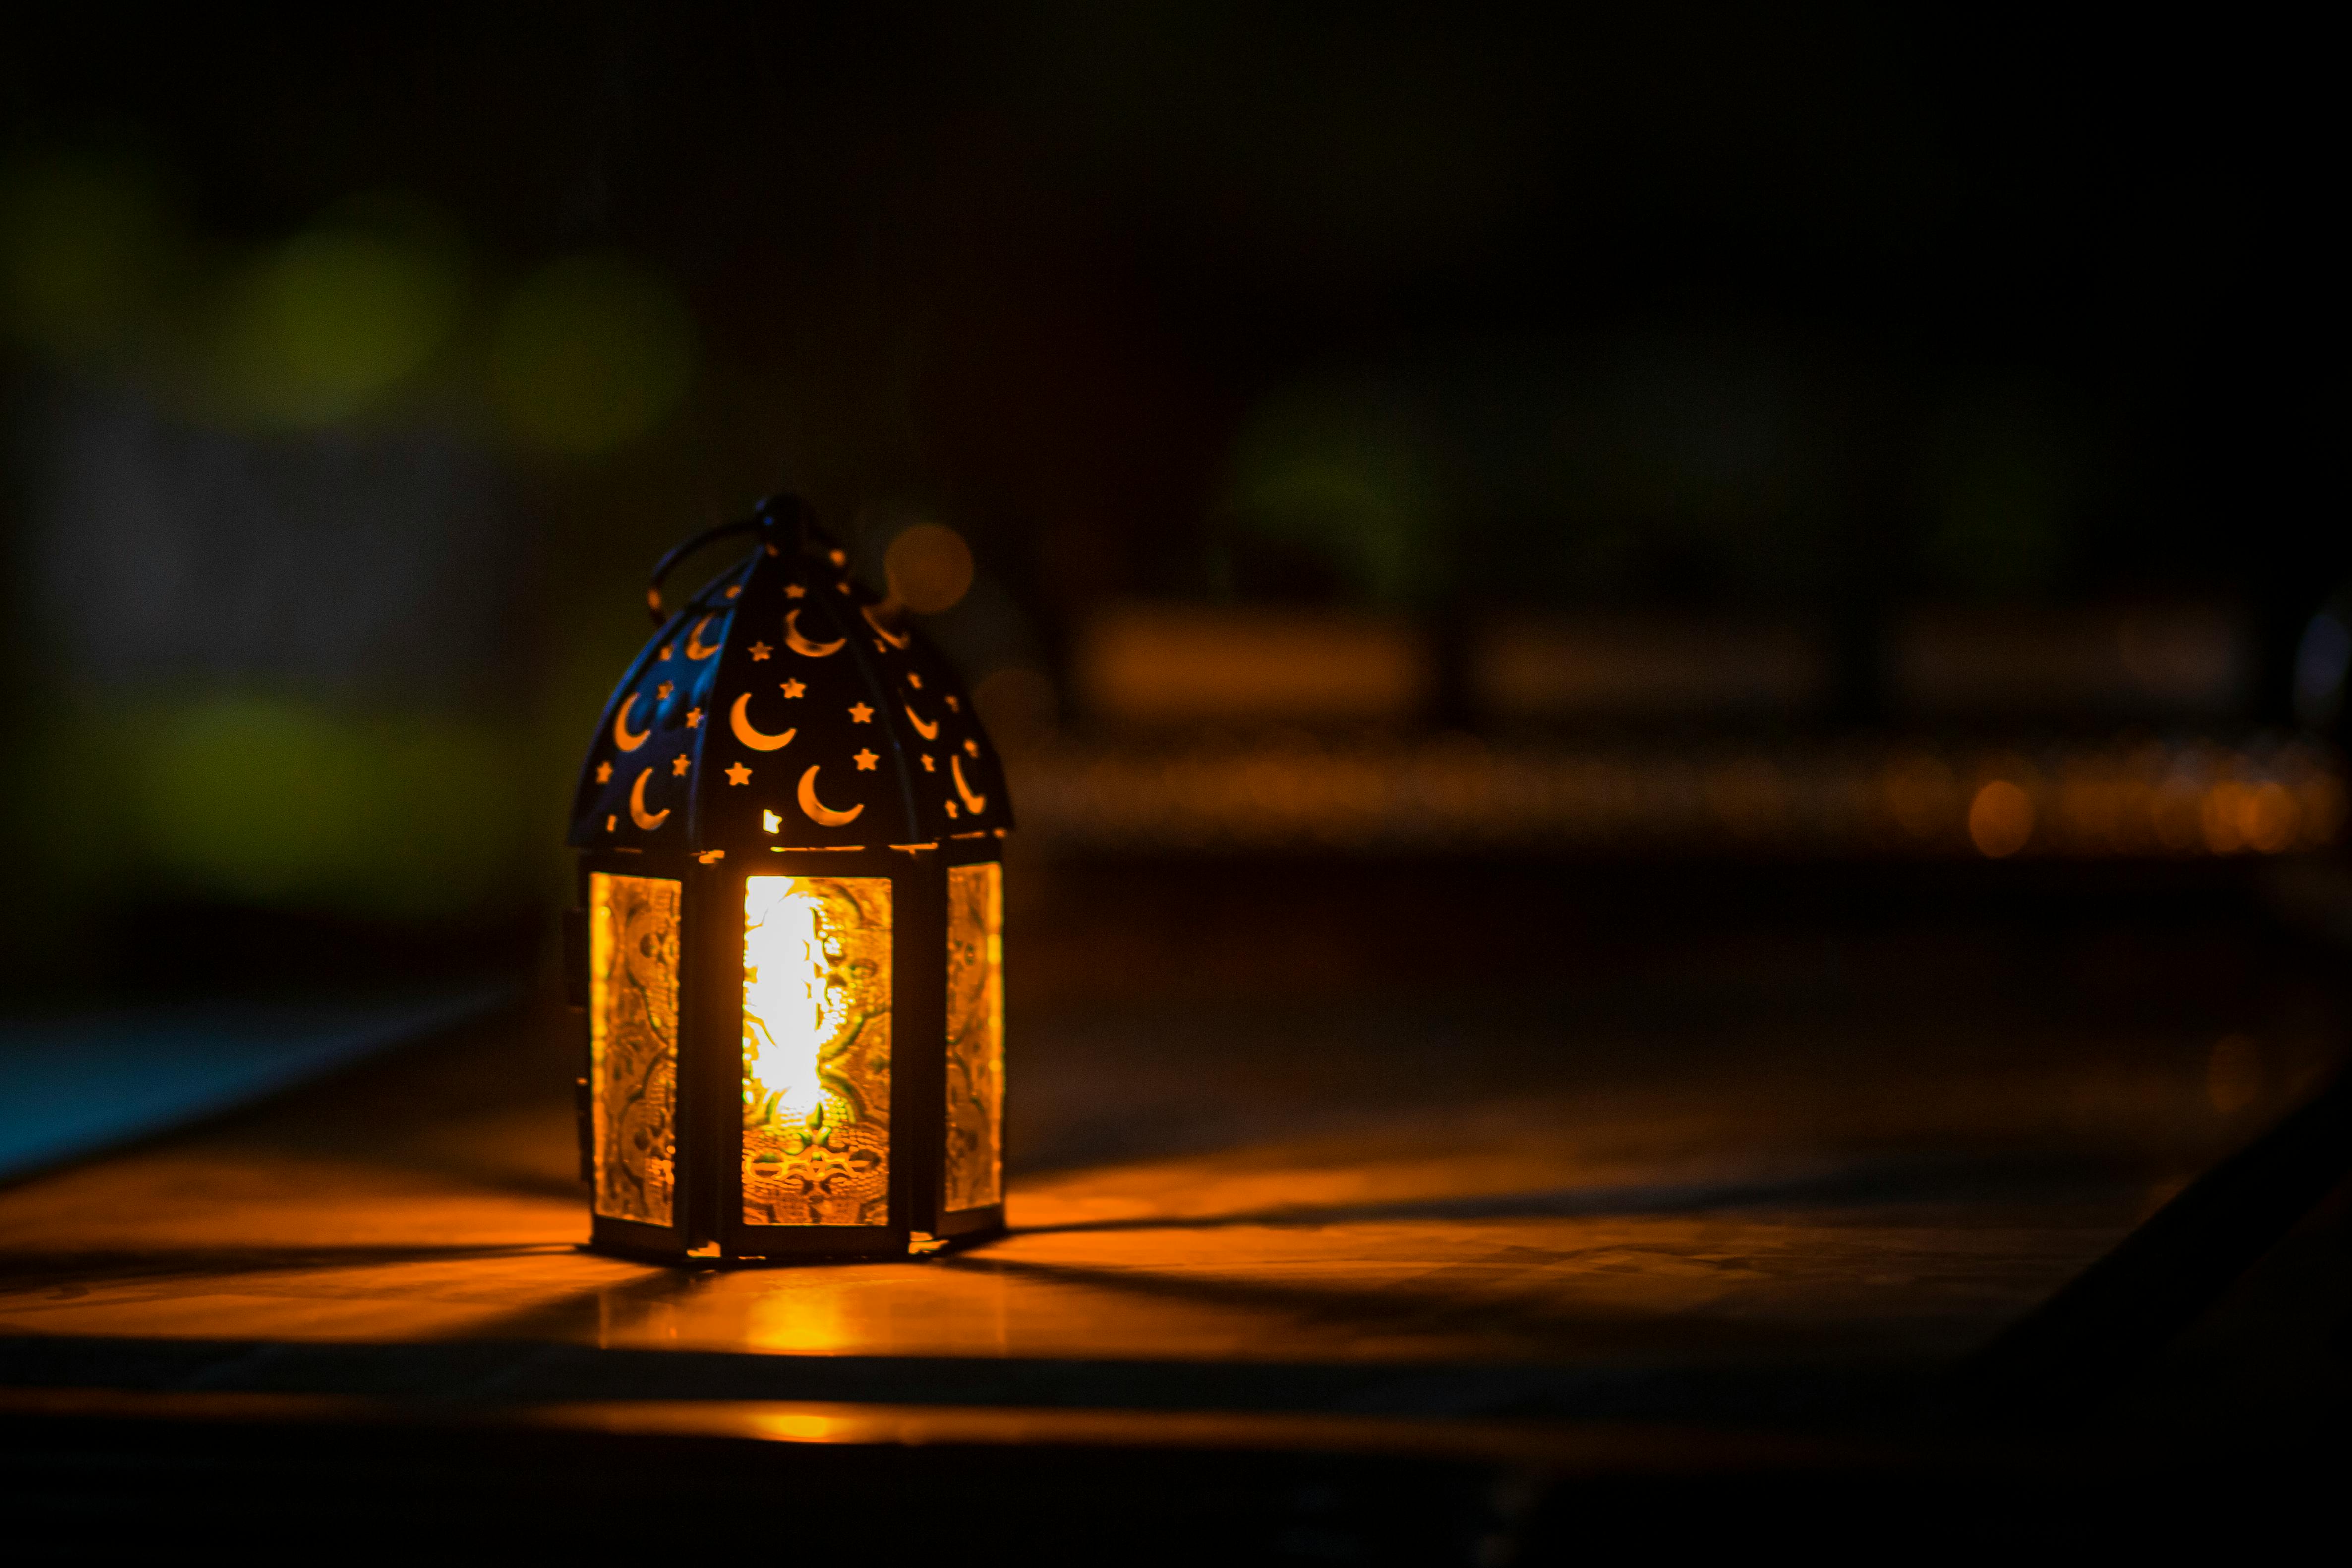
[{"x1": 644, "y1": 494, "x2": 818, "y2": 623}]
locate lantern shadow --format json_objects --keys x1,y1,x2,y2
[
  {"x1": 930, "y1": 1249, "x2": 1929, "y2": 1367},
  {"x1": 988, "y1": 1149, "x2": 2144, "y2": 1242},
  {"x1": 0, "y1": 1242, "x2": 578, "y2": 1295}
]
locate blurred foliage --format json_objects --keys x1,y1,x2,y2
[
  {"x1": 492, "y1": 253, "x2": 697, "y2": 454},
  {"x1": 1217, "y1": 384, "x2": 1446, "y2": 607},
  {"x1": 20, "y1": 697, "x2": 543, "y2": 924},
  {"x1": 1219, "y1": 335, "x2": 1850, "y2": 609},
  {"x1": 0, "y1": 152, "x2": 696, "y2": 456},
  {"x1": 207, "y1": 198, "x2": 467, "y2": 428},
  {"x1": 0, "y1": 151, "x2": 175, "y2": 364}
]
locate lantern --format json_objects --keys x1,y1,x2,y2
[{"x1": 562, "y1": 496, "x2": 1011, "y2": 1261}]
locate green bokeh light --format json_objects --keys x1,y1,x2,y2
[
  {"x1": 0, "y1": 152, "x2": 172, "y2": 361},
  {"x1": 211, "y1": 204, "x2": 466, "y2": 427},
  {"x1": 492, "y1": 253, "x2": 697, "y2": 454},
  {"x1": 118, "y1": 697, "x2": 534, "y2": 920},
  {"x1": 1221, "y1": 385, "x2": 1446, "y2": 605}
]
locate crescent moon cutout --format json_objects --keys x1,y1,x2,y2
[
  {"x1": 685, "y1": 616, "x2": 723, "y2": 660},
  {"x1": 904, "y1": 703, "x2": 940, "y2": 740},
  {"x1": 728, "y1": 692, "x2": 797, "y2": 752},
  {"x1": 863, "y1": 603, "x2": 910, "y2": 649},
  {"x1": 612, "y1": 692, "x2": 651, "y2": 752},
  {"x1": 797, "y1": 765, "x2": 865, "y2": 827},
  {"x1": 628, "y1": 768, "x2": 671, "y2": 830},
  {"x1": 951, "y1": 754, "x2": 988, "y2": 815},
  {"x1": 784, "y1": 610, "x2": 845, "y2": 658}
]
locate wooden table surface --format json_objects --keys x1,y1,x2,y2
[{"x1": 3, "y1": 861, "x2": 2345, "y2": 1552}]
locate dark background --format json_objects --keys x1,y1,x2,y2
[{"x1": 1, "y1": 4, "x2": 2338, "y2": 992}]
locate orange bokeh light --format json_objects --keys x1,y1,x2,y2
[{"x1": 1968, "y1": 780, "x2": 2035, "y2": 858}]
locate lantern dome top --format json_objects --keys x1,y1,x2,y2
[{"x1": 566, "y1": 497, "x2": 1013, "y2": 857}]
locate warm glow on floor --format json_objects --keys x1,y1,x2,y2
[{"x1": 743, "y1": 876, "x2": 830, "y2": 1124}]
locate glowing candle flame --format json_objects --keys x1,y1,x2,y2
[{"x1": 743, "y1": 875, "x2": 831, "y2": 1123}]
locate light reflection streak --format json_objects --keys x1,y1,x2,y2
[{"x1": 514, "y1": 1399, "x2": 1867, "y2": 1468}]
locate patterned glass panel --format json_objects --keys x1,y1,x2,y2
[
  {"x1": 588, "y1": 872, "x2": 679, "y2": 1226},
  {"x1": 742, "y1": 875, "x2": 892, "y2": 1226},
  {"x1": 945, "y1": 861, "x2": 1005, "y2": 1211}
]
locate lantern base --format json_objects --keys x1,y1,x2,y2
[
  {"x1": 587, "y1": 1210, "x2": 1008, "y2": 1266},
  {"x1": 935, "y1": 1202, "x2": 1008, "y2": 1243}
]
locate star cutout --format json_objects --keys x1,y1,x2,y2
[
  {"x1": 671, "y1": 754, "x2": 691, "y2": 777},
  {"x1": 725, "y1": 762, "x2": 752, "y2": 786},
  {"x1": 944, "y1": 800, "x2": 960, "y2": 819},
  {"x1": 853, "y1": 748, "x2": 879, "y2": 771},
  {"x1": 921, "y1": 754, "x2": 936, "y2": 772},
  {"x1": 785, "y1": 583, "x2": 807, "y2": 599},
  {"x1": 781, "y1": 679, "x2": 805, "y2": 698},
  {"x1": 659, "y1": 645, "x2": 674, "y2": 661},
  {"x1": 595, "y1": 761, "x2": 613, "y2": 783},
  {"x1": 964, "y1": 738, "x2": 980, "y2": 756},
  {"x1": 749, "y1": 642, "x2": 772, "y2": 661},
  {"x1": 686, "y1": 708, "x2": 703, "y2": 728},
  {"x1": 849, "y1": 703, "x2": 874, "y2": 723},
  {"x1": 656, "y1": 681, "x2": 674, "y2": 700},
  {"x1": 907, "y1": 673, "x2": 923, "y2": 689},
  {"x1": 944, "y1": 695, "x2": 961, "y2": 712}
]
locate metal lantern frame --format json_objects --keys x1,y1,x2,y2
[{"x1": 562, "y1": 497, "x2": 1010, "y2": 1264}]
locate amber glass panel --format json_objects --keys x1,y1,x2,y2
[
  {"x1": 742, "y1": 875, "x2": 892, "y2": 1226},
  {"x1": 945, "y1": 861, "x2": 1005, "y2": 1211},
  {"x1": 588, "y1": 872, "x2": 679, "y2": 1226}
]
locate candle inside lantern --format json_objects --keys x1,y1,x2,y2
[
  {"x1": 743, "y1": 875, "x2": 830, "y2": 1124},
  {"x1": 739, "y1": 873, "x2": 894, "y2": 1226}
]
